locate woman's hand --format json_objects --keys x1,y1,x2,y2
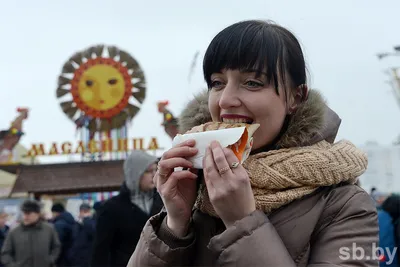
[
  {"x1": 156, "y1": 139, "x2": 198, "y2": 237},
  {"x1": 203, "y1": 141, "x2": 256, "y2": 228}
]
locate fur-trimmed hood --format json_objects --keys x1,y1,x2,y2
[{"x1": 178, "y1": 89, "x2": 341, "y2": 149}]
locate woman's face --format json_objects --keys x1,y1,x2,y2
[{"x1": 208, "y1": 69, "x2": 289, "y2": 150}]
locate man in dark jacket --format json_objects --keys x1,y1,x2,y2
[
  {"x1": 0, "y1": 211, "x2": 9, "y2": 267},
  {"x1": 68, "y1": 203, "x2": 95, "y2": 267},
  {"x1": 1, "y1": 200, "x2": 60, "y2": 267},
  {"x1": 92, "y1": 201, "x2": 103, "y2": 223},
  {"x1": 51, "y1": 203, "x2": 75, "y2": 266},
  {"x1": 90, "y1": 151, "x2": 163, "y2": 267}
]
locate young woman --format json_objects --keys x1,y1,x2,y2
[{"x1": 128, "y1": 20, "x2": 378, "y2": 267}]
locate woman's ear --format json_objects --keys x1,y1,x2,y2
[{"x1": 288, "y1": 84, "x2": 308, "y2": 114}]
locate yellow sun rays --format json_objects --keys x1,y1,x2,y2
[{"x1": 56, "y1": 45, "x2": 146, "y2": 132}]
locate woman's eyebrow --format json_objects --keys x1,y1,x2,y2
[
  {"x1": 240, "y1": 69, "x2": 268, "y2": 75},
  {"x1": 211, "y1": 71, "x2": 223, "y2": 75}
]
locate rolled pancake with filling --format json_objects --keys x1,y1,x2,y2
[{"x1": 172, "y1": 122, "x2": 260, "y2": 169}]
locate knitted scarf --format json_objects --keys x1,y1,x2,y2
[{"x1": 194, "y1": 139, "x2": 368, "y2": 217}]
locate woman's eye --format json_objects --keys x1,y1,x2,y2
[
  {"x1": 210, "y1": 80, "x2": 224, "y2": 90},
  {"x1": 244, "y1": 80, "x2": 263, "y2": 88}
]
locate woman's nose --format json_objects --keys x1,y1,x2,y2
[{"x1": 219, "y1": 84, "x2": 241, "y2": 109}]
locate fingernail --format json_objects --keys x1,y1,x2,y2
[
  {"x1": 186, "y1": 139, "x2": 195, "y2": 145},
  {"x1": 189, "y1": 147, "x2": 198, "y2": 153},
  {"x1": 210, "y1": 140, "x2": 218, "y2": 148}
]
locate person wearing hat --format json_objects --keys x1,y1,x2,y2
[
  {"x1": 50, "y1": 203, "x2": 75, "y2": 267},
  {"x1": 1, "y1": 200, "x2": 60, "y2": 267},
  {"x1": 91, "y1": 201, "x2": 103, "y2": 222},
  {"x1": 68, "y1": 203, "x2": 96, "y2": 267},
  {"x1": 91, "y1": 150, "x2": 164, "y2": 267}
]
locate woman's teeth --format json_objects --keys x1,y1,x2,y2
[{"x1": 222, "y1": 118, "x2": 253, "y2": 124}]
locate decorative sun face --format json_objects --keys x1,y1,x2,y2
[
  {"x1": 56, "y1": 45, "x2": 146, "y2": 132},
  {"x1": 71, "y1": 58, "x2": 132, "y2": 118}
]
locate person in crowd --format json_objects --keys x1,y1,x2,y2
[
  {"x1": 50, "y1": 203, "x2": 75, "y2": 266},
  {"x1": 379, "y1": 195, "x2": 400, "y2": 266},
  {"x1": 68, "y1": 203, "x2": 95, "y2": 267},
  {"x1": 91, "y1": 150, "x2": 164, "y2": 267},
  {"x1": 92, "y1": 201, "x2": 103, "y2": 222},
  {"x1": 1, "y1": 200, "x2": 60, "y2": 267},
  {"x1": 370, "y1": 187, "x2": 379, "y2": 205},
  {"x1": 0, "y1": 211, "x2": 9, "y2": 267},
  {"x1": 371, "y1": 187, "x2": 377, "y2": 195},
  {"x1": 373, "y1": 190, "x2": 389, "y2": 208},
  {"x1": 128, "y1": 20, "x2": 379, "y2": 267}
]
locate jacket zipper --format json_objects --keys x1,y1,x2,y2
[{"x1": 29, "y1": 230, "x2": 34, "y2": 267}]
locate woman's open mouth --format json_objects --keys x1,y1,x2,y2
[{"x1": 221, "y1": 115, "x2": 254, "y2": 124}]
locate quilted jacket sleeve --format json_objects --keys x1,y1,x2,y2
[
  {"x1": 127, "y1": 211, "x2": 196, "y2": 267},
  {"x1": 307, "y1": 190, "x2": 379, "y2": 266},
  {"x1": 207, "y1": 189, "x2": 378, "y2": 267}
]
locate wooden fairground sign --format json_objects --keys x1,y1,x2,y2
[
  {"x1": 29, "y1": 44, "x2": 164, "y2": 160},
  {"x1": 26, "y1": 137, "x2": 161, "y2": 157}
]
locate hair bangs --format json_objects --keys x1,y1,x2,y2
[{"x1": 203, "y1": 21, "x2": 287, "y2": 92}]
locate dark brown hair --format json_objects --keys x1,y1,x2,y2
[{"x1": 203, "y1": 20, "x2": 307, "y2": 94}]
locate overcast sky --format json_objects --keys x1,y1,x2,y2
[{"x1": 1, "y1": 0, "x2": 400, "y2": 163}]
